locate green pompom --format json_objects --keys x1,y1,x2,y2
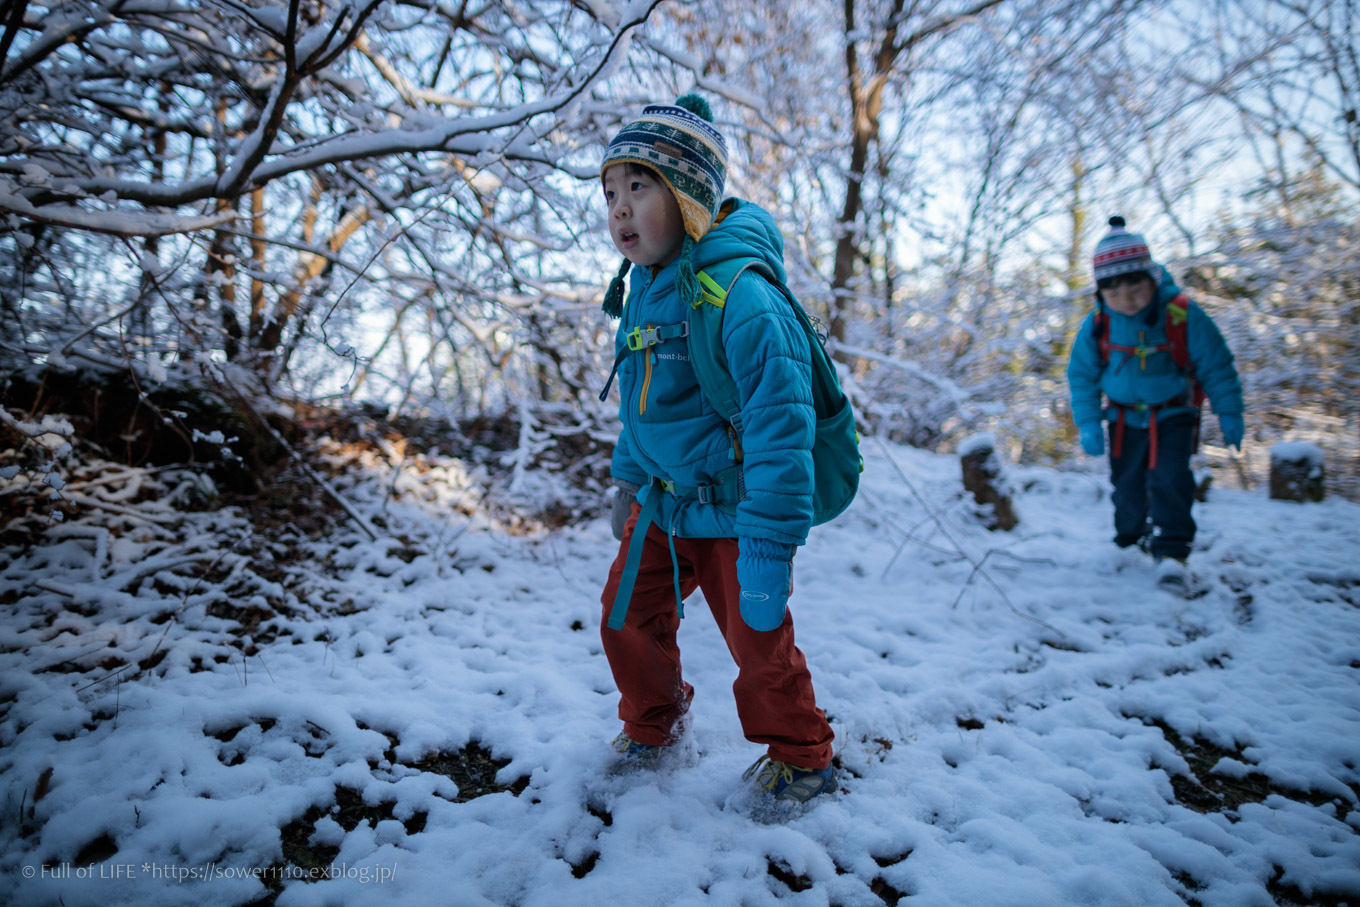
[{"x1": 674, "y1": 93, "x2": 713, "y2": 122}]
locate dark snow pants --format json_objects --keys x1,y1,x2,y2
[
  {"x1": 1108, "y1": 412, "x2": 1197, "y2": 560},
  {"x1": 599, "y1": 504, "x2": 834, "y2": 770}
]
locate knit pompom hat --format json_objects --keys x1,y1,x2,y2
[
  {"x1": 1092, "y1": 216, "x2": 1158, "y2": 283},
  {"x1": 599, "y1": 93, "x2": 728, "y2": 317}
]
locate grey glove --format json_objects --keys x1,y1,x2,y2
[{"x1": 610, "y1": 480, "x2": 641, "y2": 541}]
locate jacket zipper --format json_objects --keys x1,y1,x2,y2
[{"x1": 639, "y1": 337, "x2": 653, "y2": 415}]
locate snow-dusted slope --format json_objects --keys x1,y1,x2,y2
[{"x1": 2, "y1": 441, "x2": 1357, "y2": 906}]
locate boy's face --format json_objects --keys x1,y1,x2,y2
[
  {"x1": 603, "y1": 164, "x2": 687, "y2": 269},
  {"x1": 1099, "y1": 272, "x2": 1156, "y2": 317}
]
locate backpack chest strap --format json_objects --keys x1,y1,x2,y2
[
  {"x1": 1107, "y1": 334, "x2": 1171, "y2": 373},
  {"x1": 598, "y1": 321, "x2": 690, "y2": 402},
  {"x1": 627, "y1": 321, "x2": 689, "y2": 350}
]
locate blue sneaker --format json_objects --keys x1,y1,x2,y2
[
  {"x1": 610, "y1": 732, "x2": 663, "y2": 760},
  {"x1": 742, "y1": 755, "x2": 836, "y2": 802}
]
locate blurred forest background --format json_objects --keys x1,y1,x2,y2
[{"x1": 2, "y1": 0, "x2": 1357, "y2": 516}]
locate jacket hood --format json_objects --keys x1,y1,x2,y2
[
  {"x1": 1143, "y1": 264, "x2": 1183, "y2": 323},
  {"x1": 690, "y1": 198, "x2": 788, "y2": 284},
  {"x1": 1153, "y1": 264, "x2": 1181, "y2": 301}
]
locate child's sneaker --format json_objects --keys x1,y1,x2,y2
[
  {"x1": 1156, "y1": 557, "x2": 1206, "y2": 598},
  {"x1": 610, "y1": 732, "x2": 663, "y2": 760},
  {"x1": 742, "y1": 755, "x2": 835, "y2": 803},
  {"x1": 1156, "y1": 556, "x2": 1188, "y2": 591}
]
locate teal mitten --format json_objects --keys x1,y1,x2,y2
[
  {"x1": 736, "y1": 538, "x2": 794, "y2": 631},
  {"x1": 1219, "y1": 413, "x2": 1244, "y2": 451},
  {"x1": 1078, "y1": 423, "x2": 1105, "y2": 457}
]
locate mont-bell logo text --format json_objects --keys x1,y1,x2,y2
[{"x1": 741, "y1": 591, "x2": 770, "y2": 602}]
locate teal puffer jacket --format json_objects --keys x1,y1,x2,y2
[
  {"x1": 1067, "y1": 265, "x2": 1243, "y2": 430},
  {"x1": 608, "y1": 199, "x2": 814, "y2": 545}
]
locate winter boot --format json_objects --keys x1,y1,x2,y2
[
  {"x1": 610, "y1": 732, "x2": 663, "y2": 761},
  {"x1": 742, "y1": 755, "x2": 836, "y2": 803}
]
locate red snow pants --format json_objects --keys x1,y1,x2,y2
[{"x1": 599, "y1": 504, "x2": 834, "y2": 769}]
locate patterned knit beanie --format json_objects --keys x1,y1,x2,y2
[
  {"x1": 599, "y1": 93, "x2": 728, "y2": 317},
  {"x1": 1092, "y1": 215, "x2": 1158, "y2": 283}
]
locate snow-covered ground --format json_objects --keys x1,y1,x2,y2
[{"x1": 2, "y1": 438, "x2": 1358, "y2": 906}]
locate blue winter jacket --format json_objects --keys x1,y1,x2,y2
[
  {"x1": 1067, "y1": 266, "x2": 1243, "y2": 431},
  {"x1": 608, "y1": 199, "x2": 815, "y2": 546}
]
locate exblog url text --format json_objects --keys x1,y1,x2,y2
[{"x1": 21, "y1": 862, "x2": 397, "y2": 884}]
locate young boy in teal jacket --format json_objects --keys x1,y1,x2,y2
[
  {"x1": 1068, "y1": 217, "x2": 1245, "y2": 592},
  {"x1": 595, "y1": 94, "x2": 835, "y2": 802}
]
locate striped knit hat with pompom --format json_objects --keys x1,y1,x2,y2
[
  {"x1": 599, "y1": 93, "x2": 728, "y2": 317},
  {"x1": 1092, "y1": 215, "x2": 1158, "y2": 283}
]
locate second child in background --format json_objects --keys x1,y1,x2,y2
[{"x1": 1067, "y1": 216, "x2": 1245, "y2": 595}]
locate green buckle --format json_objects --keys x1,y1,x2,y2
[
  {"x1": 626, "y1": 326, "x2": 657, "y2": 351},
  {"x1": 660, "y1": 479, "x2": 676, "y2": 493},
  {"x1": 626, "y1": 323, "x2": 688, "y2": 351}
]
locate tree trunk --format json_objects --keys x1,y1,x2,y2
[
  {"x1": 829, "y1": 0, "x2": 904, "y2": 351},
  {"x1": 829, "y1": 0, "x2": 1007, "y2": 352}
]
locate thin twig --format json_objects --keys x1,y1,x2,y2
[
  {"x1": 73, "y1": 663, "x2": 132, "y2": 694},
  {"x1": 62, "y1": 492, "x2": 183, "y2": 524},
  {"x1": 37, "y1": 641, "x2": 107, "y2": 671},
  {"x1": 258, "y1": 418, "x2": 380, "y2": 542},
  {"x1": 989, "y1": 550, "x2": 1056, "y2": 566},
  {"x1": 63, "y1": 464, "x2": 182, "y2": 492},
  {"x1": 873, "y1": 437, "x2": 1065, "y2": 638},
  {"x1": 862, "y1": 495, "x2": 961, "y2": 579},
  {"x1": 881, "y1": 524, "x2": 965, "y2": 580},
  {"x1": 949, "y1": 549, "x2": 1024, "y2": 609}
]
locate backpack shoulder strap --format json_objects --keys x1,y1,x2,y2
[
  {"x1": 1164, "y1": 293, "x2": 1191, "y2": 372},
  {"x1": 691, "y1": 257, "x2": 862, "y2": 527},
  {"x1": 1092, "y1": 306, "x2": 1111, "y2": 365},
  {"x1": 687, "y1": 256, "x2": 767, "y2": 432},
  {"x1": 1163, "y1": 292, "x2": 1206, "y2": 405}
]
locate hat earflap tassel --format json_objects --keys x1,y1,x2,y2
[
  {"x1": 675, "y1": 236, "x2": 700, "y2": 309},
  {"x1": 602, "y1": 258, "x2": 631, "y2": 318}
]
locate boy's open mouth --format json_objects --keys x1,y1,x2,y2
[{"x1": 619, "y1": 230, "x2": 637, "y2": 243}]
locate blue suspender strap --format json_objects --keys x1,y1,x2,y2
[{"x1": 606, "y1": 478, "x2": 662, "y2": 630}]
